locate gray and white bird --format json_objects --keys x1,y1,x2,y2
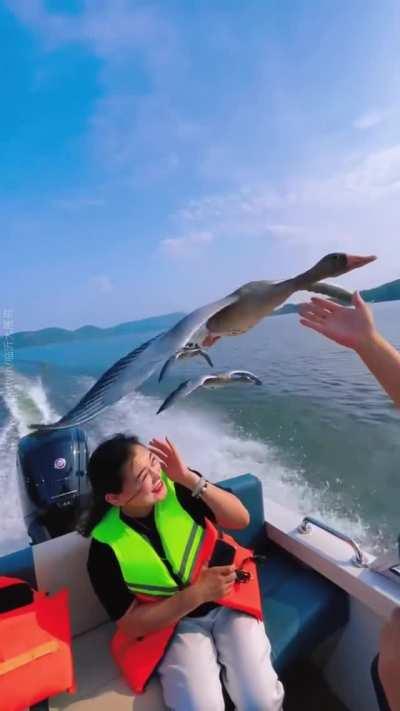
[
  {"x1": 158, "y1": 343, "x2": 213, "y2": 382},
  {"x1": 29, "y1": 252, "x2": 376, "y2": 431},
  {"x1": 157, "y1": 371, "x2": 263, "y2": 414}
]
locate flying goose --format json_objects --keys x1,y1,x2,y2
[{"x1": 29, "y1": 252, "x2": 376, "y2": 430}]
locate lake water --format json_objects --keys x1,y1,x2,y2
[{"x1": 1, "y1": 301, "x2": 399, "y2": 557}]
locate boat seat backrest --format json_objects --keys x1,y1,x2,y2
[{"x1": 217, "y1": 473, "x2": 266, "y2": 548}]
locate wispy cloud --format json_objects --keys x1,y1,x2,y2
[
  {"x1": 353, "y1": 109, "x2": 389, "y2": 130},
  {"x1": 278, "y1": 144, "x2": 400, "y2": 207},
  {"x1": 88, "y1": 274, "x2": 113, "y2": 294},
  {"x1": 265, "y1": 224, "x2": 307, "y2": 237},
  {"x1": 88, "y1": 93, "x2": 196, "y2": 181},
  {"x1": 160, "y1": 231, "x2": 214, "y2": 258},
  {"x1": 6, "y1": 0, "x2": 174, "y2": 62},
  {"x1": 344, "y1": 144, "x2": 400, "y2": 194},
  {"x1": 5, "y1": 0, "x2": 400, "y2": 328},
  {"x1": 163, "y1": 143, "x2": 400, "y2": 285},
  {"x1": 7, "y1": 0, "x2": 188, "y2": 181}
]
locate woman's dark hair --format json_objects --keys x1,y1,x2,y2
[{"x1": 76, "y1": 433, "x2": 141, "y2": 537}]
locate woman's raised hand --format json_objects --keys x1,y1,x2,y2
[
  {"x1": 298, "y1": 291, "x2": 377, "y2": 351},
  {"x1": 148, "y1": 437, "x2": 192, "y2": 486}
]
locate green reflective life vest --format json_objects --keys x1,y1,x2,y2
[{"x1": 91, "y1": 471, "x2": 205, "y2": 596}]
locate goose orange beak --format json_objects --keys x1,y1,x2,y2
[{"x1": 345, "y1": 254, "x2": 377, "y2": 271}]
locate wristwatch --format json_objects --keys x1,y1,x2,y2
[{"x1": 191, "y1": 475, "x2": 209, "y2": 499}]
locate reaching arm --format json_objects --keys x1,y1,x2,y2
[
  {"x1": 183, "y1": 471, "x2": 250, "y2": 529},
  {"x1": 298, "y1": 291, "x2": 400, "y2": 408},
  {"x1": 356, "y1": 331, "x2": 400, "y2": 409},
  {"x1": 378, "y1": 607, "x2": 400, "y2": 711}
]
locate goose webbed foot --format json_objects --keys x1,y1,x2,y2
[{"x1": 158, "y1": 343, "x2": 213, "y2": 382}]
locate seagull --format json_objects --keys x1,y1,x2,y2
[
  {"x1": 158, "y1": 343, "x2": 213, "y2": 382},
  {"x1": 157, "y1": 371, "x2": 263, "y2": 414},
  {"x1": 29, "y1": 252, "x2": 376, "y2": 431}
]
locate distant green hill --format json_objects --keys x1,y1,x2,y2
[
  {"x1": 273, "y1": 278, "x2": 400, "y2": 316},
  {"x1": 4, "y1": 312, "x2": 184, "y2": 349},
  {"x1": 361, "y1": 278, "x2": 400, "y2": 303},
  {"x1": 272, "y1": 303, "x2": 300, "y2": 316}
]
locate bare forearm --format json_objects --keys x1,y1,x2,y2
[
  {"x1": 200, "y1": 480, "x2": 250, "y2": 528},
  {"x1": 119, "y1": 585, "x2": 201, "y2": 639},
  {"x1": 185, "y1": 470, "x2": 250, "y2": 529},
  {"x1": 356, "y1": 332, "x2": 400, "y2": 407}
]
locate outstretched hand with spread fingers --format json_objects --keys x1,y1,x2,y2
[{"x1": 298, "y1": 291, "x2": 377, "y2": 351}]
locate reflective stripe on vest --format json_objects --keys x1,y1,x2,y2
[{"x1": 91, "y1": 471, "x2": 204, "y2": 595}]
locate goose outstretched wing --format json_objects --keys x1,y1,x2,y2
[{"x1": 29, "y1": 294, "x2": 238, "y2": 430}]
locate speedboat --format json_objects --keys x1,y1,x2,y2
[{"x1": 1, "y1": 428, "x2": 399, "y2": 710}]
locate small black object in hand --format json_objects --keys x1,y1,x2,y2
[{"x1": 235, "y1": 569, "x2": 251, "y2": 583}]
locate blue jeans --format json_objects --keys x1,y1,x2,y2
[{"x1": 157, "y1": 606, "x2": 284, "y2": 711}]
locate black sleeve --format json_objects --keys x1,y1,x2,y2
[
  {"x1": 87, "y1": 539, "x2": 135, "y2": 621},
  {"x1": 175, "y1": 468, "x2": 217, "y2": 525}
]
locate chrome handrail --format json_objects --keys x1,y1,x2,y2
[{"x1": 297, "y1": 515, "x2": 369, "y2": 568}]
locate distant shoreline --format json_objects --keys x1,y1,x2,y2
[{"x1": 3, "y1": 312, "x2": 185, "y2": 350}]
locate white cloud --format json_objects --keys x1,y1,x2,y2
[
  {"x1": 7, "y1": 1, "x2": 188, "y2": 181},
  {"x1": 88, "y1": 92, "x2": 195, "y2": 181},
  {"x1": 7, "y1": 0, "x2": 400, "y2": 293},
  {"x1": 353, "y1": 109, "x2": 389, "y2": 130},
  {"x1": 344, "y1": 145, "x2": 400, "y2": 194},
  {"x1": 265, "y1": 224, "x2": 306, "y2": 237},
  {"x1": 160, "y1": 231, "x2": 214, "y2": 258},
  {"x1": 88, "y1": 275, "x2": 113, "y2": 294},
  {"x1": 6, "y1": 0, "x2": 175, "y2": 63},
  {"x1": 162, "y1": 143, "x2": 400, "y2": 287},
  {"x1": 277, "y1": 144, "x2": 400, "y2": 208}
]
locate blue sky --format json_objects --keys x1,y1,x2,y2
[{"x1": 2, "y1": 0, "x2": 400, "y2": 331}]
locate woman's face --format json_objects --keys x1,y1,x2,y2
[{"x1": 105, "y1": 444, "x2": 167, "y2": 513}]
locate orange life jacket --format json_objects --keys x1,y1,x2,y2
[
  {"x1": 0, "y1": 575, "x2": 75, "y2": 711},
  {"x1": 111, "y1": 518, "x2": 263, "y2": 694}
]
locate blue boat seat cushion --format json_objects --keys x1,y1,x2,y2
[{"x1": 218, "y1": 474, "x2": 349, "y2": 673}]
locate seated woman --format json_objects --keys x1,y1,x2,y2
[{"x1": 78, "y1": 433, "x2": 284, "y2": 711}]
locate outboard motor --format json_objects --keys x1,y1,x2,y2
[{"x1": 16, "y1": 428, "x2": 91, "y2": 544}]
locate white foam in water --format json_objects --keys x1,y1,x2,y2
[
  {"x1": 6, "y1": 374, "x2": 59, "y2": 438},
  {"x1": 0, "y1": 368, "x2": 60, "y2": 554},
  {"x1": 87, "y1": 383, "x2": 373, "y2": 550},
  {"x1": 0, "y1": 369, "x2": 373, "y2": 557}
]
